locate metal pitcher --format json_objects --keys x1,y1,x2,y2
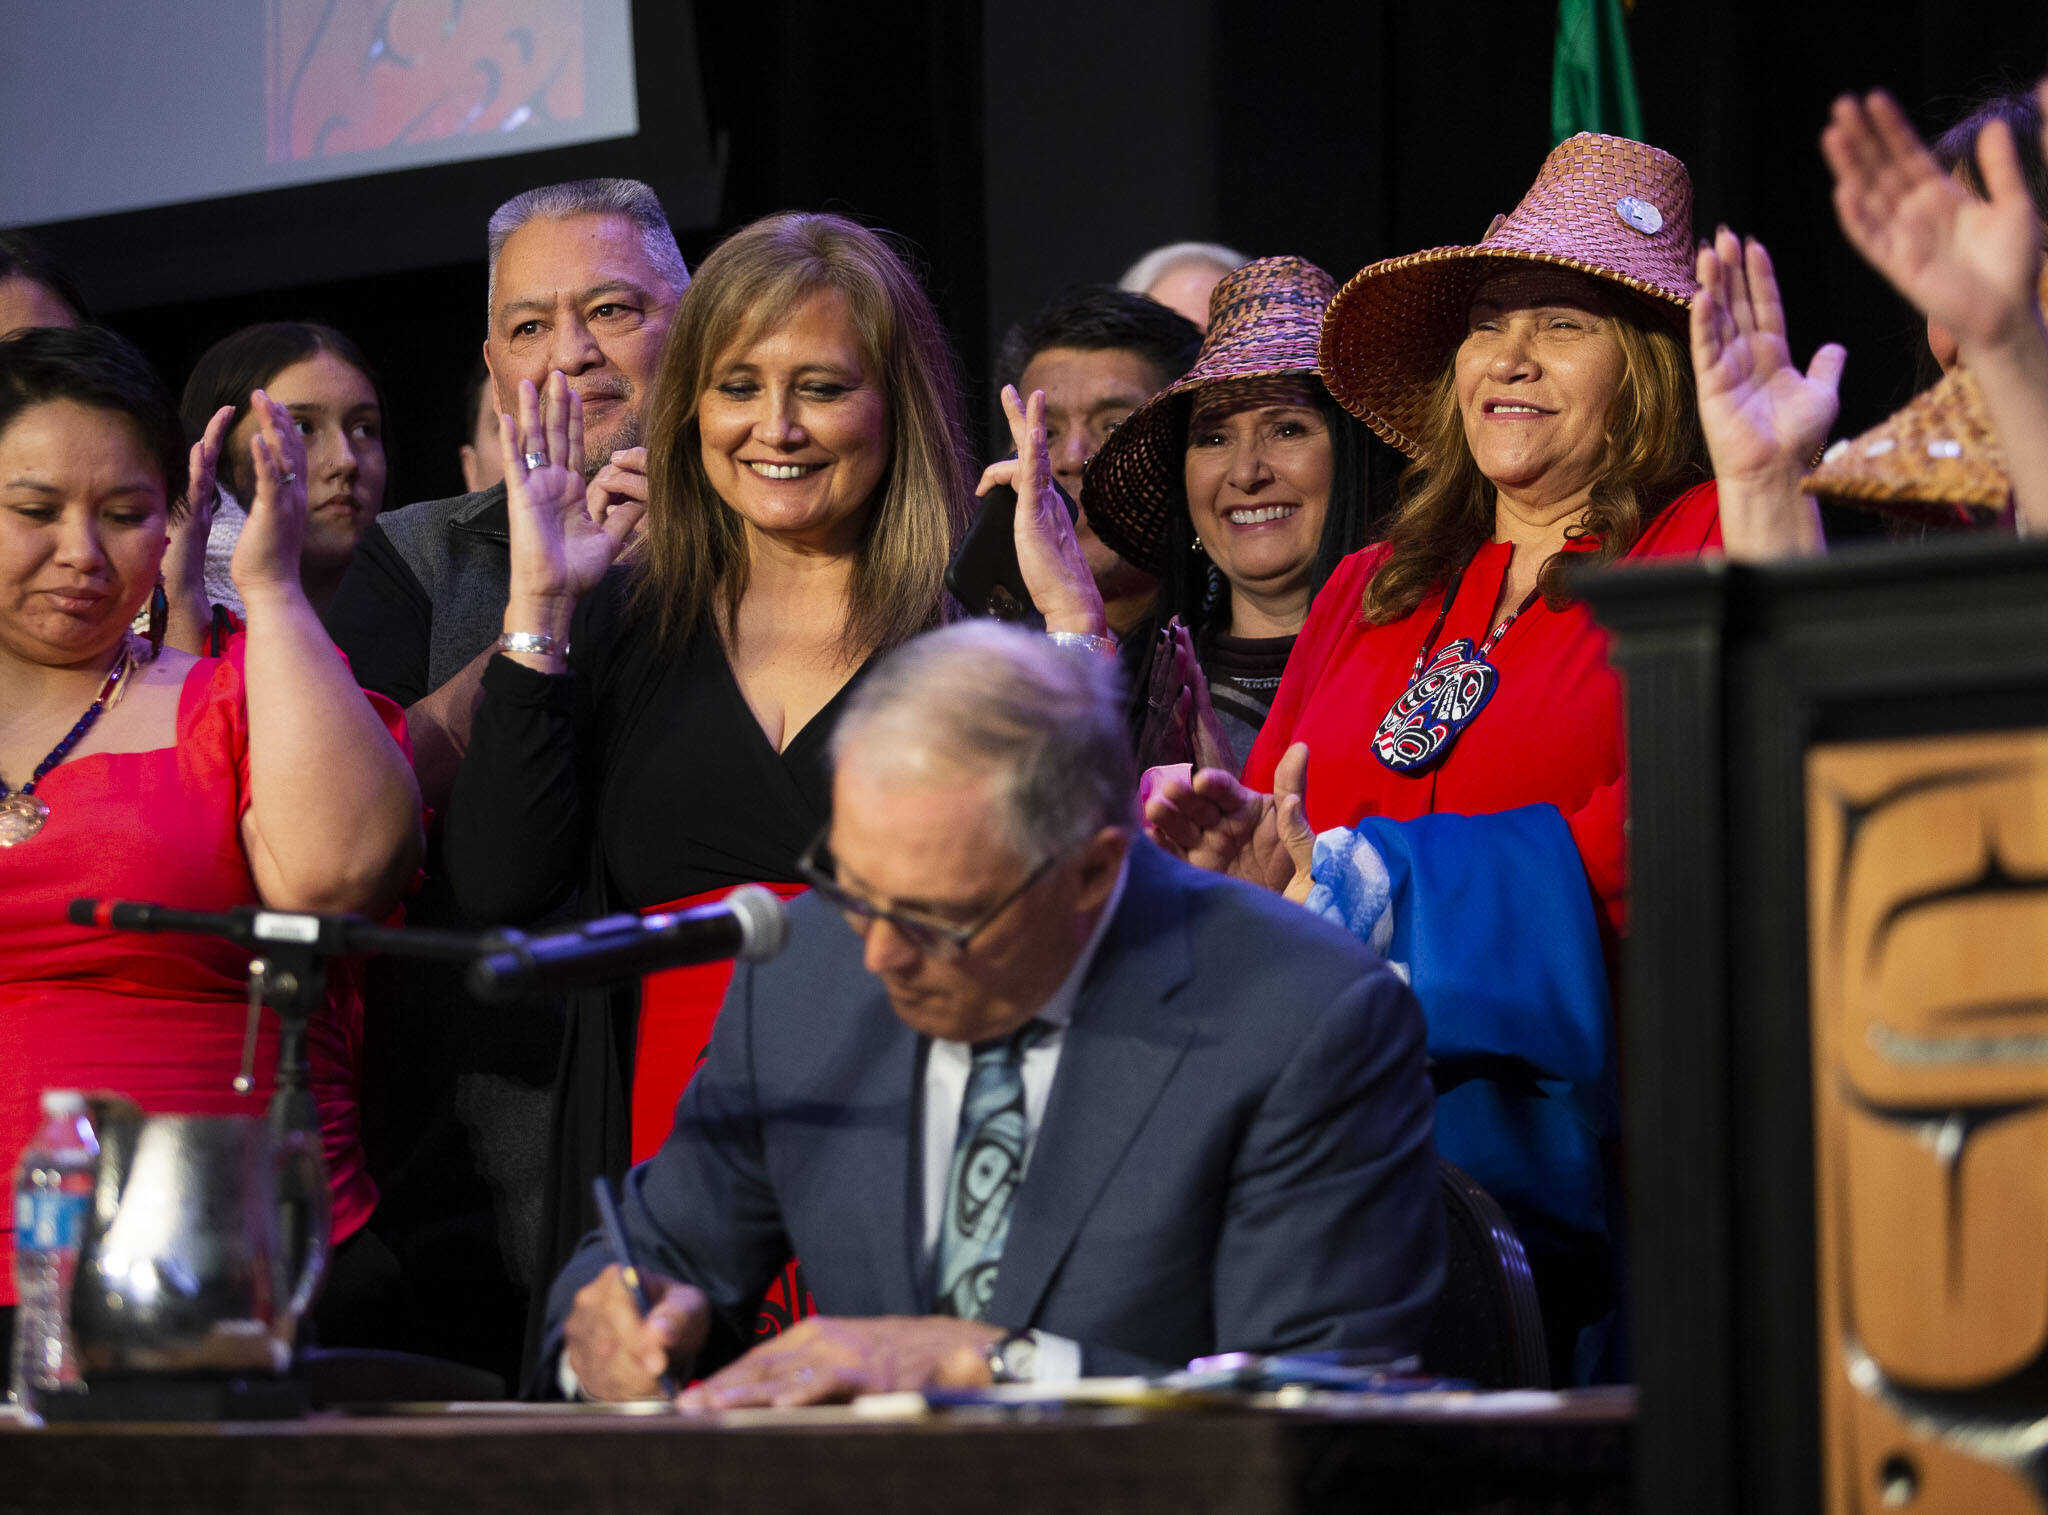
[{"x1": 69, "y1": 1099, "x2": 328, "y2": 1376}]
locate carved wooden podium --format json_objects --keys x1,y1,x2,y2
[{"x1": 1583, "y1": 536, "x2": 2048, "y2": 1515}]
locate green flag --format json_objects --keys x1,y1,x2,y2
[{"x1": 1551, "y1": 0, "x2": 1645, "y2": 144}]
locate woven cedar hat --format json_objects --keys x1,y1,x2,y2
[
  {"x1": 1081, "y1": 255, "x2": 1338, "y2": 576},
  {"x1": 1800, "y1": 267, "x2": 2048, "y2": 518},
  {"x1": 1801, "y1": 366, "x2": 2009, "y2": 518},
  {"x1": 1320, "y1": 132, "x2": 1699, "y2": 458}
]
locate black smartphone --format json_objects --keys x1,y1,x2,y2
[{"x1": 945, "y1": 479, "x2": 1080, "y2": 621}]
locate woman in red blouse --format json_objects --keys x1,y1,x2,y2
[
  {"x1": 1143, "y1": 135, "x2": 1845, "y2": 1381},
  {"x1": 0, "y1": 327, "x2": 420, "y2": 1352}
]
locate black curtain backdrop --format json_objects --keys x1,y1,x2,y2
[{"x1": 26, "y1": 0, "x2": 2048, "y2": 505}]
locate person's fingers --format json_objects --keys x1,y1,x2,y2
[
  {"x1": 517, "y1": 379, "x2": 544, "y2": 468},
  {"x1": 1833, "y1": 93, "x2": 1890, "y2": 183},
  {"x1": 1276, "y1": 792, "x2": 1315, "y2": 877},
  {"x1": 601, "y1": 500, "x2": 647, "y2": 551},
  {"x1": 638, "y1": 1278, "x2": 701, "y2": 1366},
  {"x1": 200, "y1": 403, "x2": 234, "y2": 477},
  {"x1": 1716, "y1": 226, "x2": 1754, "y2": 336},
  {"x1": 1864, "y1": 90, "x2": 1931, "y2": 180},
  {"x1": 1975, "y1": 117, "x2": 2029, "y2": 212},
  {"x1": 1744, "y1": 238, "x2": 1788, "y2": 339},
  {"x1": 1188, "y1": 766, "x2": 1257, "y2": 814},
  {"x1": 497, "y1": 410, "x2": 526, "y2": 490},
  {"x1": 1141, "y1": 797, "x2": 1210, "y2": 855},
  {"x1": 1690, "y1": 248, "x2": 1720, "y2": 372},
  {"x1": 542, "y1": 371, "x2": 571, "y2": 466},
  {"x1": 1806, "y1": 342, "x2": 1848, "y2": 396},
  {"x1": 565, "y1": 383, "x2": 586, "y2": 477},
  {"x1": 566, "y1": 1267, "x2": 663, "y2": 1399},
  {"x1": 773, "y1": 1363, "x2": 858, "y2": 1408},
  {"x1": 1273, "y1": 742, "x2": 1310, "y2": 805},
  {"x1": 976, "y1": 458, "x2": 1019, "y2": 497}
]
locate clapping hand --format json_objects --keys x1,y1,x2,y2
[
  {"x1": 160, "y1": 404, "x2": 235, "y2": 647},
  {"x1": 229, "y1": 389, "x2": 311, "y2": 602},
  {"x1": 1823, "y1": 88, "x2": 2045, "y2": 362},
  {"x1": 975, "y1": 384, "x2": 1107, "y2": 636},
  {"x1": 1142, "y1": 741, "x2": 1315, "y2": 896}
]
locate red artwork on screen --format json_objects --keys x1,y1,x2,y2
[{"x1": 266, "y1": 0, "x2": 586, "y2": 164}]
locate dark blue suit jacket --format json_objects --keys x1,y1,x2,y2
[{"x1": 542, "y1": 841, "x2": 1443, "y2": 1380}]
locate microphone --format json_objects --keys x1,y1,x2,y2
[{"x1": 466, "y1": 884, "x2": 789, "y2": 1001}]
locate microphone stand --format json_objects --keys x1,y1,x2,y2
[{"x1": 58, "y1": 900, "x2": 512, "y2": 1422}]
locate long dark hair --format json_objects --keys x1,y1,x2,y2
[
  {"x1": 1153, "y1": 385, "x2": 1380, "y2": 645},
  {"x1": 179, "y1": 321, "x2": 393, "y2": 509}
]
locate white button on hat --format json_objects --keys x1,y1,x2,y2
[
  {"x1": 1926, "y1": 439, "x2": 1963, "y2": 459},
  {"x1": 1615, "y1": 196, "x2": 1663, "y2": 234}
]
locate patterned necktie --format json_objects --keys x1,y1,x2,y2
[{"x1": 934, "y1": 1020, "x2": 1050, "y2": 1320}]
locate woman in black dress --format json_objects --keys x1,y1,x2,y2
[{"x1": 444, "y1": 212, "x2": 1104, "y2": 1360}]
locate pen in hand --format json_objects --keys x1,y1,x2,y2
[{"x1": 592, "y1": 1174, "x2": 680, "y2": 1400}]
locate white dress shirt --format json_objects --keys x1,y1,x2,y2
[
  {"x1": 564, "y1": 857, "x2": 1129, "y2": 1397},
  {"x1": 917, "y1": 857, "x2": 1128, "y2": 1384}
]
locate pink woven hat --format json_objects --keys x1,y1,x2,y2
[
  {"x1": 1320, "y1": 132, "x2": 1699, "y2": 459},
  {"x1": 1082, "y1": 255, "x2": 1338, "y2": 576}
]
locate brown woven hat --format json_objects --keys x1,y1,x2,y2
[
  {"x1": 1081, "y1": 255, "x2": 1338, "y2": 576},
  {"x1": 1801, "y1": 365, "x2": 2009, "y2": 518},
  {"x1": 1800, "y1": 266, "x2": 2048, "y2": 519},
  {"x1": 1319, "y1": 132, "x2": 1699, "y2": 458}
]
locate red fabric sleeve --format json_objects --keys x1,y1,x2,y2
[{"x1": 1243, "y1": 544, "x2": 1390, "y2": 792}]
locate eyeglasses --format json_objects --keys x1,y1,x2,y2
[{"x1": 795, "y1": 828, "x2": 1062, "y2": 960}]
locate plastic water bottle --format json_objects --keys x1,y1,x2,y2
[{"x1": 10, "y1": 1090, "x2": 99, "y2": 1413}]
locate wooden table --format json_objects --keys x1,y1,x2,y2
[{"x1": 0, "y1": 1387, "x2": 1631, "y2": 1514}]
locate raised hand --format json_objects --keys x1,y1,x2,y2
[
  {"x1": 1692, "y1": 229, "x2": 1845, "y2": 486},
  {"x1": 229, "y1": 389, "x2": 311, "y2": 601},
  {"x1": 976, "y1": 384, "x2": 1106, "y2": 636},
  {"x1": 502, "y1": 371, "x2": 631, "y2": 609},
  {"x1": 161, "y1": 404, "x2": 235, "y2": 649},
  {"x1": 1822, "y1": 89, "x2": 2044, "y2": 360}
]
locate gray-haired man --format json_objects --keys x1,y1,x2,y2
[
  {"x1": 323, "y1": 179, "x2": 686, "y2": 1385},
  {"x1": 550, "y1": 622, "x2": 1443, "y2": 1405},
  {"x1": 328, "y1": 176, "x2": 687, "y2": 802}
]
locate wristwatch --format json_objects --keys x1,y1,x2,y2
[{"x1": 986, "y1": 1328, "x2": 1040, "y2": 1385}]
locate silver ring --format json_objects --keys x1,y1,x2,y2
[
  {"x1": 793, "y1": 1366, "x2": 814, "y2": 1384},
  {"x1": 277, "y1": 471, "x2": 298, "y2": 486},
  {"x1": 523, "y1": 451, "x2": 547, "y2": 472}
]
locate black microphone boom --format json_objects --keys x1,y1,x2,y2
[{"x1": 466, "y1": 884, "x2": 789, "y2": 1001}]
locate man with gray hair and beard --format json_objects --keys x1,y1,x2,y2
[
  {"x1": 322, "y1": 179, "x2": 686, "y2": 1386},
  {"x1": 549, "y1": 621, "x2": 1442, "y2": 1404}
]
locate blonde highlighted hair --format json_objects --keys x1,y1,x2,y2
[
  {"x1": 1361, "y1": 284, "x2": 1704, "y2": 625},
  {"x1": 634, "y1": 212, "x2": 975, "y2": 657}
]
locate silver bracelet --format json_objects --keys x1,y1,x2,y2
[
  {"x1": 1045, "y1": 630, "x2": 1119, "y2": 660},
  {"x1": 497, "y1": 630, "x2": 569, "y2": 657}
]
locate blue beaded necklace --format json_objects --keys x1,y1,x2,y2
[{"x1": 0, "y1": 642, "x2": 135, "y2": 847}]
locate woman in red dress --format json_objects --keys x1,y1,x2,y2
[
  {"x1": 0, "y1": 327, "x2": 420, "y2": 1351},
  {"x1": 1143, "y1": 135, "x2": 1845, "y2": 1380}
]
